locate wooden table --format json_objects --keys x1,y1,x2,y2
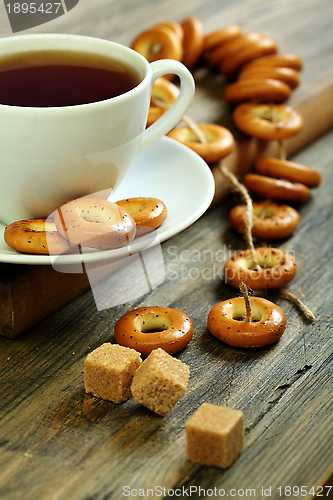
[{"x1": 0, "y1": 0, "x2": 332, "y2": 499}]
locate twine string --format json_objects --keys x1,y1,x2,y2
[
  {"x1": 219, "y1": 162, "x2": 260, "y2": 269},
  {"x1": 280, "y1": 288, "x2": 316, "y2": 320},
  {"x1": 181, "y1": 114, "x2": 208, "y2": 143},
  {"x1": 151, "y1": 96, "x2": 207, "y2": 143},
  {"x1": 267, "y1": 106, "x2": 315, "y2": 319},
  {"x1": 269, "y1": 102, "x2": 287, "y2": 161},
  {"x1": 219, "y1": 160, "x2": 315, "y2": 320},
  {"x1": 259, "y1": 198, "x2": 271, "y2": 219},
  {"x1": 240, "y1": 282, "x2": 252, "y2": 322}
]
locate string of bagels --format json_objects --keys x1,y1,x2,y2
[{"x1": 128, "y1": 16, "x2": 320, "y2": 350}]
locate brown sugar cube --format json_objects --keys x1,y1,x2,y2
[
  {"x1": 185, "y1": 403, "x2": 244, "y2": 468},
  {"x1": 84, "y1": 343, "x2": 142, "y2": 403},
  {"x1": 130, "y1": 348, "x2": 190, "y2": 416}
]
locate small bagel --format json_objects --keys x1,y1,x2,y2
[
  {"x1": 146, "y1": 107, "x2": 165, "y2": 128},
  {"x1": 220, "y1": 37, "x2": 278, "y2": 78},
  {"x1": 181, "y1": 17, "x2": 205, "y2": 69},
  {"x1": 233, "y1": 103, "x2": 303, "y2": 141},
  {"x1": 238, "y1": 66, "x2": 301, "y2": 90},
  {"x1": 116, "y1": 197, "x2": 167, "y2": 235},
  {"x1": 224, "y1": 247, "x2": 297, "y2": 290},
  {"x1": 203, "y1": 24, "x2": 243, "y2": 52},
  {"x1": 207, "y1": 32, "x2": 264, "y2": 68},
  {"x1": 167, "y1": 123, "x2": 234, "y2": 163},
  {"x1": 153, "y1": 20, "x2": 184, "y2": 42},
  {"x1": 242, "y1": 53, "x2": 303, "y2": 71},
  {"x1": 255, "y1": 156, "x2": 321, "y2": 188},
  {"x1": 224, "y1": 78, "x2": 291, "y2": 104},
  {"x1": 4, "y1": 219, "x2": 71, "y2": 255},
  {"x1": 208, "y1": 296, "x2": 286, "y2": 348},
  {"x1": 131, "y1": 25, "x2": 183, "y2": 63},
  {"x1": 243, "y1": 173, "x2": 310, "y2": 203},
  {"x1": 229, "y1": 201, "x2": 300, "y2": 240},
  {"x1": 151, "y1": 76, "x2": 180, "y2": 106},
  {"x1": 54, "y1": 197, "x2": 136, "y2": 250},
  {"x1": 147, "y1": 77, "x2": 180, "y2": 126},
  {"x1": 114, "y1": 306, "x2": 193, "y2": 356}
]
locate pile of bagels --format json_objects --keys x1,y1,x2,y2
[
  {"x1": 136, "y1": 18, "x2": 321, "y2": 202},
  {"x1": 4, "y1": 196, "x2": 167, "y2": 255}
]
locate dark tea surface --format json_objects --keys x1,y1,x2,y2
[{"x1": 0, "y1": 50, "x2": 141, "y2": 107}]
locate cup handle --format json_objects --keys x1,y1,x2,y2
[{"x1": 137, "y1": 59, "x2": 195, "y2": 155}]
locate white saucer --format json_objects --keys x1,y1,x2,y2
[{"x1": 0, "y1": 136, "x2": 215, "y2": 266}]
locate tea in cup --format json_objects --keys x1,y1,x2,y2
[{"x1": 0, "y1": 34, "x2": 195, "y2": 225}]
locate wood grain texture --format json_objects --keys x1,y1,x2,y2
[
  {"x1": 1, "y1": 130, "x2": 332, "y2": 500},
  {"x1": 0, "y1": 258, "x2": 130, "y2": 339},
  {"x1": 0, "y1": 263, "x2": 90, "y2": 338},
  {"x1": 0, "y1": 0, "x2": 333, "y2": 498}
]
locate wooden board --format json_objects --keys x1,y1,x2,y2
[
  {"x1": 0, "y1": 263, "x2": 90, "y2": 338},
  {"x1": 0, "y1": 258, "x2": 131, "y2": 338},
  {"x1": 0, "y1": 0, "x2": 333, "y2": 498}
]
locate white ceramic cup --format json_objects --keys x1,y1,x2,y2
[{"x1": 0, "y1": 34, "x2": 195, "y2": 225}]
